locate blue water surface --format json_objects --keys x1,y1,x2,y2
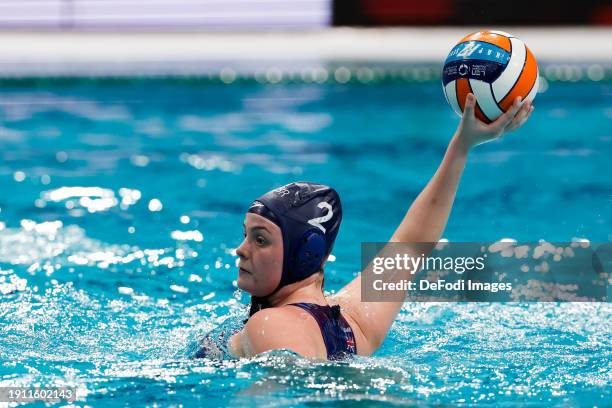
[{"x1": 0, "y1": 79, "x2": 610, "y2": 406}]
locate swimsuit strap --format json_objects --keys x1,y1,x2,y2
[{"x1": 289, "y1": 302, "x2": 357, "y2": 360}]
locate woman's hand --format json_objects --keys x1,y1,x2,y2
[{"x1": 455, "y1": 93, "x2": 534, "y2": 152}]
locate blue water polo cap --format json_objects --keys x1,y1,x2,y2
[{"x1": 247, "y1": 182, "x2": 342, "y2": 296}]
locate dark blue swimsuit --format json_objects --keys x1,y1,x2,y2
[
  {"x1": 194, "y1": 303, "x2": 357, "y2": 360},
  {"x1": 289, "y1": 303, "x2": 357, "y2": 360}
]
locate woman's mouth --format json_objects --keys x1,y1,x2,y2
[{"x1": 239, "y1": 267, "x2": 251, "y2": 275}]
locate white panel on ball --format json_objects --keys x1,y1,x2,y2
[
  {"x1": 488, "y1": 30, "x2": 514, "y2": 38},
  {"x1": 469, "y1": 79, "x2": 504, "y2": 121},
  {"x1": 492, "y1": 37, "x2": 527, "y2": 102},
  {"x1": 444, "y1": 81, "x2": 463, "y2": 117}
]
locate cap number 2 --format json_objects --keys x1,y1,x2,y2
[{"x1": 307, "y1": 202, "x2": 333, "y2": 234}]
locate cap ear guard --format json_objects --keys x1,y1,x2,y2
[{"x1": 292, "y1": 229, "x2": 327, "y2": 281}]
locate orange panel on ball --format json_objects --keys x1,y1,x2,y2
[
  {"x1": 456, "y1": 78, "x2": 492, "y2": 124},
  {"x1": 499, "y1": 47, "x2": 538, "y2": 111},
  {"x1": 458, "y1": 31, "x2": 512, "y2": 53}
]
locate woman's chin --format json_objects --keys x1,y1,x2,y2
[{"x1": 236, "y1": 275, "x2": 253, "y2": 293}]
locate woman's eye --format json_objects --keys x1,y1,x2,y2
[{"x1": 256, "y1": 236, "x2": 266, "y2": 245}]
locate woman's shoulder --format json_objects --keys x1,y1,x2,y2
[
  {"x1": 242, "y1": 306, "x2": 326, "y2": 358},
  {"x1": 245, "y1": 305, "x2": 318, "y2": 333},
  {"x1": 246, "y1": 306, "x2": 300, "y2": 324}
]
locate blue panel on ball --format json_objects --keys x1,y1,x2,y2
[
  {"x1": 442, "y1": 60, "x2": 506, "y2": 85},
  {"x1": 445, "y1": 41, "x2": 511, "y2": 65},
  {"x1": 442, "y1": 41, "x2": 511, "y2": 86}
]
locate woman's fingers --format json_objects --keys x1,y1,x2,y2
[
  {"x1": 461, "y1": 93, "x2": 477, "y2": 122},
  {"x1": 506, "y1": 102, "x2": 533, "y2": 132},
  {"x1": 506, "y1": 103, "x2": 529, "y2": 130},
  {"x1": 492, "y1": 96, "x2": 522, "y2": 133},
  {"x1": 520, "y1": 105, "x2": 534, "y2": 127},
  {"x1": 507, "y1": 109, "x2": 531, "y2": 132}
]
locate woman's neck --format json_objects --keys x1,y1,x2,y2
[{"x1": 266, "y1": 275, "x2": 327, "y2": 308}]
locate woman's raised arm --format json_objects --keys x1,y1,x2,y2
[{"x1": 331, "y1": 94, "x2": 533, "y2": 353}]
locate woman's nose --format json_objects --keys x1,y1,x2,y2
[{"x1": 236, "y1": 238, "x2": 249, "y2": 259}]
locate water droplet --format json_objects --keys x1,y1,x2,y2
[{"x1": 148, "y1": 199, "x2": 163, "y2": 212}]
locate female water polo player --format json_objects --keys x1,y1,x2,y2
[{"x1": 198, "y1": 94, "x2": 533, "y2": 360}]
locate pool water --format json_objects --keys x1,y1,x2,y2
[{"x1": 0, "y1": 79, "x2": 610, "y2": 406}]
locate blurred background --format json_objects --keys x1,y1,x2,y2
[
  {"x1": 0, "y1": 0, "x2": 610, "y2": 79},
  {"x1": 0, "y1": 0, "x2": 610, "y2": 29}
]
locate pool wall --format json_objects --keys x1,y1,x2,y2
[{"x1": 0, "y1": 28, "x2": 610, "y2": 81}]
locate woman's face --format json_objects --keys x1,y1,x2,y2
[{"x1": 236, "y1": 212, "x2": 283, "y2": 297}]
